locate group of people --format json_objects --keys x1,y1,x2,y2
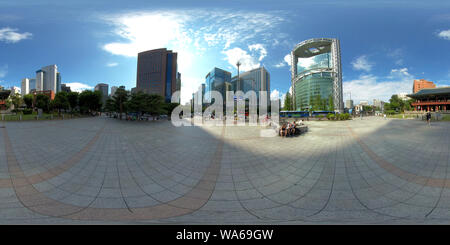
[{"x1": 279, "y1": 120, "x2": 303, "y2": 137}]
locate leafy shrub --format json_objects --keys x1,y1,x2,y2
[
  {"x1": 326, "y1": 113, "x2": 335, "y2": 120},
  {"x1": 23, "y1": 109, "x2": 33, "y2": 115},
  {"x1": 340, "y1": 113, "x2": 350, "y2": 120}
]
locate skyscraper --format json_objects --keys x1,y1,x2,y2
[
  {"x1": 95, "y1": 83, "x2": 109, "y2": 107},
  {"x1": 231, "y1": 66, "x2": 270, "y2": 107},
  {"x1": 290, "y1": 38, "x2": 343, "y2": 112},
  {"x1": 21, "y1": 78, "x2": 30, "y2": 96},
  {"x1": 204, "y1": 67, "x2": 232, "y2": 104},
  {"x1": 35, "y1": 64, "x2": 59, "y2": 94},
  {"x1": 136, "y1": 48, "x2": 180, "y2": 102},
  {"x1": 110, "y1": 86, "x2": 118, "y2": 97}
]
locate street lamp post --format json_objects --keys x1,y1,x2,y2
[{"x1": 236, "y1": 61, "x2": 241, "y2": 91}]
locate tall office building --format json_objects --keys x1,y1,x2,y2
[
  {"x1": 61, "y1": 84, "x2": 71, "y2": 93},
  {"x1": 35, "y1": 64, "x2": 59, "y2": 94},
  {"x1": 345, "y1": 99, "x2": 354, "y2": 109},
  {"x1": 204, "y1": 67, "x2": 232, "y2": 104},
  {"x1": 136, "y1": 48, "x2": 180, "y2": 102},
  {"x1": 413, "y1": 79, "x2": 435, "y2": 93},
  {"x1": 290, "y1": 38, "x2": 343, "y2": 112},
  {"x1": 21, "y1": 78, "x2": 30, "y2": 96},
  {"x1": 110, "y1": 86, "x2": 118, "y2": 98},
  {"x1": 231, "y1": 66, "x2": 270, "y2": 106},
  {"x1": 56, "y1": 72, "x2": 61, "y2": 93},
  {"x1": 36, "y1": 70, "x2": 44, "y2": 91},
  {"x1": 95, "y1": 83, "x2": 109, "y2": 107}
]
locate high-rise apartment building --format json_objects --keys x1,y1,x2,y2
[
  {"x1": 21, "y1": 78, "x2": 30, "y2": 96},
  {"x1": 413, "y1": 79, "x2": 435, "y2": 93},
  {"x1": 136, "y1": 48, "x2": 181, "y2": 102},
  {"x1": 95, "y1": 83, "x2": 109, "y2": 107}
]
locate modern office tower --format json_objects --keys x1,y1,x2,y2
[
  {"x1": 136, "y1": 48, "x2": 180, "y2": 102},
  {"x1": 41, "y1": 65, "x2": 58, "y2": 92},
  {"x1": 36, "y1": 69, "x2": 44, "y2": 91},
  {"x1": 110, "y1": 86, "x2": 118, "y2": 97},
  {"x1": 61, "y1": 84, "x2": 71, "y2": 93},
  {"x1": 290, "y1": 38, "x2": 343, "y2": 112},
  {"x1": 29, "y1": 78, "x2": 36, "y2": 91},
  {"x1": 21, "y1": 78, "x2": 30, "y2": 96},
  {"x1": 95, "y1": 83, "x2": 109, "y2": 107},
  {"x1": 345, "y1": 99, "x2": 354, "y2": 109},
  {"x1": 35, "y1": 64, "x2": 58, "y2": 94},
  {"x1": 231, "y1": 66, "x2": 270, "y2": 106},
  {"x1": 204, "y1": 67, "x2": 232, "y2": 104},
  {"x1": 413, "y1": 79, "x2": 435, "y2": 93},
  {"x1": 56, "y1": 72, "x2": 61, "y2": 93}
]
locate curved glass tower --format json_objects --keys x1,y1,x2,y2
[{"x1": 291, "y1": 38, "x2": 343, "y2": 112}]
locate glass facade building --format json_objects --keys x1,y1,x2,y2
[
  {"x1": 204, "y1": 67, "x2": 232, "y2": 104},
  {"x1": 136, "y1": 48, "x2": 180, "y2": 103},
  {"x1": 291, "y1": 38, "x2": 343, "y2": 112},
  {"x1": 231, "y1": 66, "x2": 270, "y2": 106}
]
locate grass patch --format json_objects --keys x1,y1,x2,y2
[{"x1": 1, "y1": 112, "x2": 85, "y2": 121}]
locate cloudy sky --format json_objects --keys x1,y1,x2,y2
[{"x1": 0, "y1": 0, "x2": 449, "y2": 104}]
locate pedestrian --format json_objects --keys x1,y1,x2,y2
[{"x1": 426, "y1": 111, "x2": 431, "y2": 127}]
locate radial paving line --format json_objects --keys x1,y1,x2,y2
[
  {"x1": 0, "y1": 124, "x2": 105, "y2": 188},
  {"x1": 3, "y1": 124, "x2": 225, "y2": 221},
  {"x1": 346, "y1": 124, "x2": 450, "y2": 189}
]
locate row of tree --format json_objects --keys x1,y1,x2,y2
[
  {"x1": 103, "y1": 86, "x2": 179, "y2": 120},
  {"x1": 11, "y1": 86, "x2": 179, "y2": 119},
  {"x1": 384, "y1": 94, "x2": 414, "y2": 114}
]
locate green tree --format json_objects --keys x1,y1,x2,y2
[
  {"x1": 283, "y1": 91, "x2": 292, "y2": 110},
  {"x1": 52, "y1": 92, "x2": 70, "y2": 116},
  {"x1": 35, "y1": 94, "x2": 50, "y2": 112},
  {"x1": 327, "y1": 95, "x2": 334, "y2": 111},
  {"x1": 147, "y1": 94, "x2": 167, "y2": 117},
  {"x1": 104, "y1": 98, "x2": 116, "y2": 116},
  {"x1": 67, "y1": 92, "x2": 79, "y2": 113},
  {"x1": 79, "y1": 90, "x2": 102, "y2": 114},
  {"x1": 9, "y1": 93, "x2": 23, "y2": 111},
  {"x1": 112, "y1": 86, "x2": 129, "y2": 120},
  {"x1": 23, "y1": 94, "x2": 33, "y2": 109}
]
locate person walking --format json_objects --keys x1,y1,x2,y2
[{"x1": 426, "y1": 111, "x2": 431, "y2": 127}]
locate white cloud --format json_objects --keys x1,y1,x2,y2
[
  {"x1": 351, "y1": 55, "x2": 373, "y2": 72},
  {"x1": 64, "y1": 82, "x2": 94, "y2": 92},
  {"x1": 343, "y1": 67, "x2": 413, "y2": 103},
  {"x1": 274, "y1": 62, "x2": 286, "y2": 68},
  {"x1": 100, "y1": 9, "x2": 286, "y2": 104},
  {"x1": 387, "y1": 48, "x2": 404, "y2": 66},
  {"x1": 106, "y1": 62, "x2": 118, "y2": 67},
  {"x1": 437, "y1": 29, "x2": 450, "y2": 40},
  {"x1": 248, "y1": 44, "x2": 267, "y2": 61},
  {"x1": 0, "y1": 27, "x2": 32, "y2": 43},
  {"x1": 221, "y1": 47, "x2": 261, "y2": 72},
  {"x1": 0, "y1": 64, "x2": 7, "y2": 78},
  {"x1": 284, "y1": 54, "x2": 291, "y2": 66}
]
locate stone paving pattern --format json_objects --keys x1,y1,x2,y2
[{"x1": 0, "y1": 117, "x2": 449, "y2": 224}]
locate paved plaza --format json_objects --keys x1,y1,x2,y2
[{"x1": 0, "y1": 116, "x2": 449, "y2": 224}]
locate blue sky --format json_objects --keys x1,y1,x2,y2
[{"x1": 0, "y1": 0, "x2": 449, "y2": 104}]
